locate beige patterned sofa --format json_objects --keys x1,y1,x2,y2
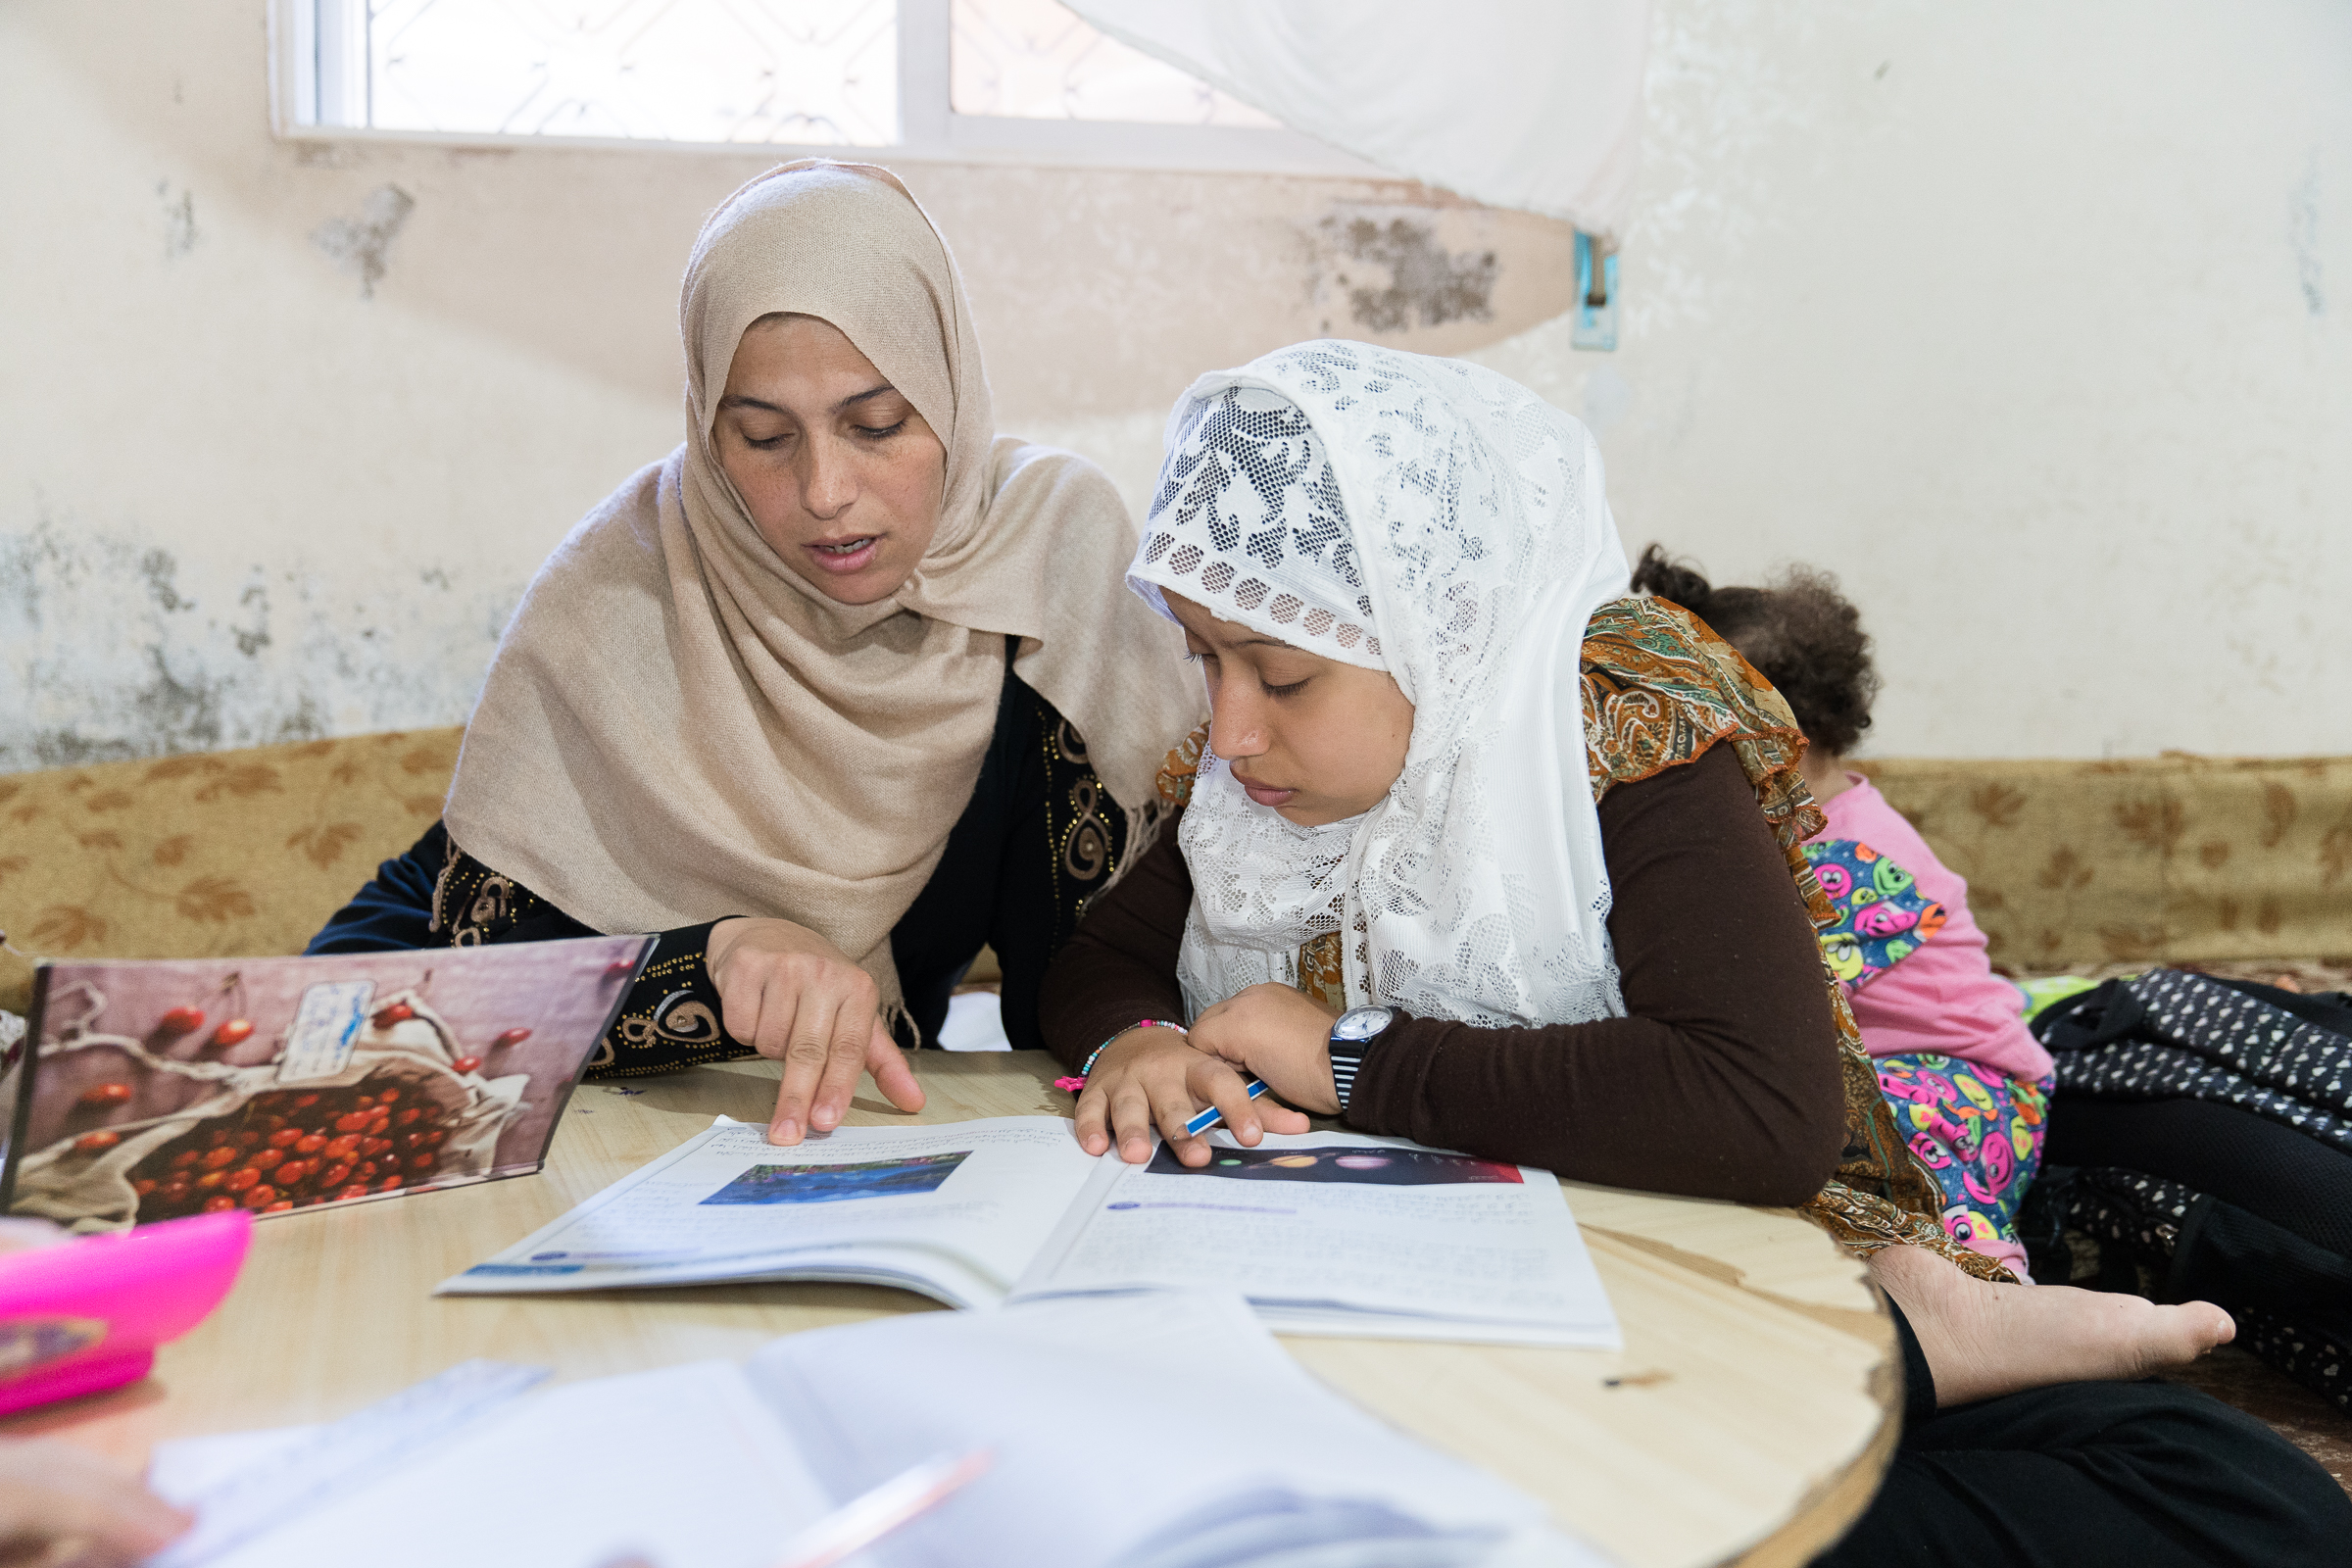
[
  {"x1": 1, "y1": 730, "x2": 461, "y2": 1015},
  {"x1": 1854, "y1": 755, "x2": 2352, "y2": 979},
  {"x1": 4, "y1": 733, "x2": 2348, "y2": 1018}
]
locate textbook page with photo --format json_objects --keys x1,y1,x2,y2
[{"x1": 441, "y1": 1116, "x2": 1620, "y2": 1348}]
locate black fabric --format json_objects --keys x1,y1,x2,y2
[
  {"x1": 2047, "y1": 1097, "x2": 2352, "y2": 1259},
  {"x1": 2021, "y1": 968, "x2": 2352, "y2": 1417},
  {"x1": 2169, "y1": 1193, "x2": 2352, "y2": 1316},
  {"x1": 2040, "y1": 1162, "x2": 2352, "y2": 1315},
  {"x1": 309, "y1": 821, "x2": 615, "y2": 954},
  {"x1": 2024, "y1": 1159, "x2": 2352, "y2": 1417},
  {"x1": 2033, "y1": 971, "x2": 2352, "y2": 1158},
  {"x1": 886, "y1": 658, "x2": 1121, "y2": 1054},
  {"x1": 2027, "y1": 1165, "x2": 2199, "y2": 1294},
  {"x1": 1822, "y1": 1310, "x2": 2352, "y2": 1568},
  {"x1": 2237, "y1": 1304, "x2": 2352, "y2": 1423},
  {"x1": 2030, "y1": 970, "x2": 2352, "y2": 1056},
  {"x1": 305, "y1": 656, "x2": 1125, "y2": 1070},
  {"x1": 1891, "y1": 1297, "x2": 1939, "y2": 1430},
  {"x1": 308, "y1": 820, "x2": 455, "y2": 954},
  {"x1": 2208, "y1": 977, "x2": 2352, "y2": 1038}
]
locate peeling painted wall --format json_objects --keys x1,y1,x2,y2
[
  {"x1": 1, "y1": 508, "x2": 520, "y2": 767},
  {"x1": 0, "y1": 0, "x2": 1572, "y2": 772},
  {"x1": 2, "y1": 0, "x2": 2348, "y2": 771},
  {"x1": 1473, "y1": 0, "x2": 2352, "y2": 760}
]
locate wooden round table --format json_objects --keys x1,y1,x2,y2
[{"x1": 23, "y1": 1053, "x2": 1899, "y2": 1568}]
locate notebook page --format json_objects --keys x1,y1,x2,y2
[
  {"x1": 174, "y1": 1361, "x2": 826, "y2": 1568},
  {"x1": 746, "y1": 1291, "x2": 1601, "y2": 1568}
]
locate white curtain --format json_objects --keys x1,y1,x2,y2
[{"x1": 1062, "y1": 0, "x2": 1654, "y2": 239}]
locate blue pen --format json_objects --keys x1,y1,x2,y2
[{"x1": 1184, "y1": 1078, "x2": 1271, "y2": 1138}]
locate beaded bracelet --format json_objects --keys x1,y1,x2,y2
[{"x1": 1065, "y1": 1019, "x2": 1190, "y2": 1090}]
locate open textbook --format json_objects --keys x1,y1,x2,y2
[
  {"x1": 441, "y1": 1116, "x2": 1620, "y2": 1348},
  {"x1": 149, "y1": 1294, "x2": 1606, "y2": 1568}
]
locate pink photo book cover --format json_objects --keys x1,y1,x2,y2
[{"x1": 2, "y1": 936, "x2": 650, "y2": 1232}]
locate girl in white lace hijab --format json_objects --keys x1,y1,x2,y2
[
  {"x1": 1047, "y1": 340, "x2": 2249, "y2": 1437},
  {"x1": 1130, "y1": 347, "x2": 1632, "y2": 1033}
]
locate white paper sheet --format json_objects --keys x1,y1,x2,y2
[
  {"x1": 750, "y1": 1290, "x2": 1610, "y2": 1568},
  {"x1": 147, "y1": 1298, "x2": 1608, "y2": 1568},
  {"x1": 1010, "y1": 1130, "x2": 1621, "y2": 1348},
  {"x1": 148, "y1": 1427, "x2": 318, "y2": 1503},
  {"x1": 439, "y1": 1116, "x2": 1101, "y2": 1305},
  {"x1": 153, "y1": 1362, "x2": 827, "y2": 1568}
]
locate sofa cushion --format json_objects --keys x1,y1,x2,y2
[
  {"x1": 0, "y1": 729, "x2": 463, "y2": 1014},
  {"x1": 1858, "y1": 755, "x2": 2352, "y2": 973}
]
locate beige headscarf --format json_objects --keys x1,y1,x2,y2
[{"x1": 444, "y1": 161, "x2": 1200, "y2": 1013}]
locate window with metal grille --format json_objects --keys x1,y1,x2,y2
[{"x1": 272, "y1": 0, "x2": 1374, "y2": 174}]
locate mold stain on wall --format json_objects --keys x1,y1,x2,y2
[
  {"x1": 312, "y1": 184, "x2": 416, "y2": 298},
  {"x1": 0, "y1": 506, "x2": 507, "y2": 772},
  {"x1": 2291, "y1": 152, "x2": 2325, "y2": 317},
  {"x1": 157, "y1": 181, "x2": 196, "y2": 259},
  {"x1": 1296, "y1": 200, "x2": 1569, "y2": 358},
  {"x1": 1320, "y1": 215, "x2": 1499, "y2": 333}
]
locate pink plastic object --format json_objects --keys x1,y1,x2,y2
[{"x1": 0, "y1": 1210, "x2": 253, "y2": 1416}]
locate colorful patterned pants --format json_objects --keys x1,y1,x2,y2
[{"x1": 1875, "y1": 1055, "x2": 2053, "y2": 1280}]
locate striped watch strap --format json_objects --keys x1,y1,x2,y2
[{"x1": 1326, "y1": 1006, "x2": 1396, "y2": 1111}]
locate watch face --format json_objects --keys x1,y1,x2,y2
[{"x1": 1332, "y1": 1005, "x2": 1396, "y2": 1043}]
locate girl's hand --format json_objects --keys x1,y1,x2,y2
[
  {"x1": 707, "y1": 917, "x2": 925, "y2": 1144},
  {"x1": 1073, "y1": 1027, "x2": 1309, "y2": 1167},
  {"x1": 1186, "y1": 984, "x2": 1345, "y2": 1115}
]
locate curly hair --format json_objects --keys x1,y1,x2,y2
[{"x1": 1629, "y1": 543, "x2": 1881, "y2": 758}]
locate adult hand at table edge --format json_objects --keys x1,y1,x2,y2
[
  {"x1": 1186, "y1": 983, "x2": 1344, "y2": 1116},
  {"x1": 708, "y1": 916, "x2": 924, "y2": 1145},
  {"x1": 0, "y1": 1439, "x2": 191, "y2": 1566},
  {"x1": 1074, "y1": 1028, "x2": 1309, "y2": 1167}
]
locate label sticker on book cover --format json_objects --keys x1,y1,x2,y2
[{"x1": 278, "y1": 982, "x2": 374, "y2": 1083}]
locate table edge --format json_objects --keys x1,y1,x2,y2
[{"x1": 1719, "y1": 1284, "x2": 1901, "y2": 1568}]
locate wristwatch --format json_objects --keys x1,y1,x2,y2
[{"x1": 1327, "y1": 1004, "x2": 1397, "y2": 1111}]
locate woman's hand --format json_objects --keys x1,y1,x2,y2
[
  {"x1": 0, "y1": 1440, "x2": 190, "y2": 1568},
  {"x1": 707, "y1": 917, "x2": 925, "y2": 1144},
  {"x1": 1186, "y1": 984, "x2": 1345, "y2": 1114},
  {"x1": 1073, "y1": 1027, "x2": 1309, "y2": 1167}
]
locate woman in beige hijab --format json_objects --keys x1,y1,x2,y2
[{"x1": 311, "y1": 161, "x2": 1200, "y2": 1146}]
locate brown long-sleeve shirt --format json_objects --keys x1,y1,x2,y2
[{"x1": 1038, "y1": 744, "x2": 1845, "y2": 1205}]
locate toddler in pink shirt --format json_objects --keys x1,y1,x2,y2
[
  {"x1": 1633, "y1": 547, "x2": 2053, "y2": 1279},
  {"x1": 1814, "y1": 776, "x2": 2053, "y2": 1084}
]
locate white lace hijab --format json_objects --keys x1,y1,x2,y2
[{"x1": 1128, "y1": 343, "x2": 1634, "y2": 1028}]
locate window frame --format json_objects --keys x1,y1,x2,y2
[{"x1": 269, "y1": 0, "x2": 1387, "y2": 177}]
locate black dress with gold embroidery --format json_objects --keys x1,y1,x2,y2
[{"x1": 309, "y1": 663, "x2": 1127, "y2": 1078}]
